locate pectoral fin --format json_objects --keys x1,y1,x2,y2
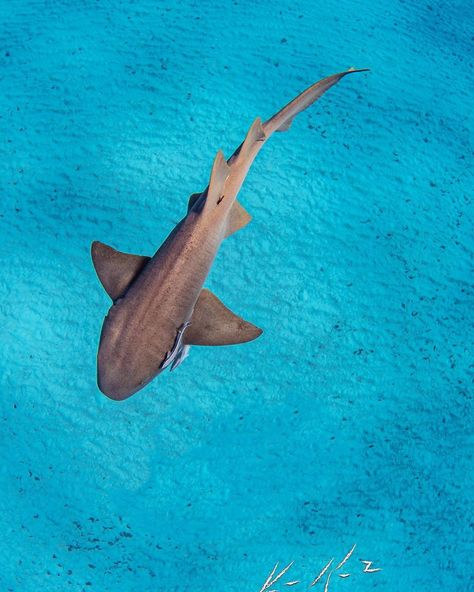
[
  {"x1": 91, "y1": 241, "x2": 150, "y2": 300},
  {"x1": 185, "y1": 289, "x2": 262, "y2": 346}
]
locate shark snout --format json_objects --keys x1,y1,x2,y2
[
  {"x1": 97, "y1": 349, "x2": 156, "y2": 401},
  {"x1": 97, "y1": 368, "x2": 140, "y2": 401}
]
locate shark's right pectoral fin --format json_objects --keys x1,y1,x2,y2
[
  {"x1": 185, "y1": 288, "x2": 262, "y2": 346},
  {"x1": 91, "y1": 241, "x2": 150, "y2": 300}
]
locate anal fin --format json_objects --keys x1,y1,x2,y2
[
  {"x1": 276, "y1": 119, "x2": 293, "y2": 132},
  {"x1": 91, "y1": 241, "x2": 150, "y2": 300},
  {"x1": 185, "y1": 289, "x2": 262, "y2": 346}
]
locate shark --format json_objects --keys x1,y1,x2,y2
[{"x1": 92, "y1": 68, "x2": 368, "y2": 400}]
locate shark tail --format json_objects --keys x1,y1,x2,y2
[{"x1": 262, "y1": 68, "x2": 369, "y2": 136}]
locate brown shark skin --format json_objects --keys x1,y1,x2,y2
[
  {"x1": 97, "y1": 213, "x2": 223, "y2": 400},
  {"x1": 95, "y1": 68, "x2": 368, "y2": 401}
]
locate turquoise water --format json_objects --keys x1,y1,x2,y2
[{"x1": 1, "y1": 1, "x2": 473, "y2": 590}]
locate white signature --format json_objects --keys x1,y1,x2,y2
[{"x1": 259, "y1": 544, "x2": 382, "y2": 591}]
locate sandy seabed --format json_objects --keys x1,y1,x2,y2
[{"x1": 0, "y1": 1, "x2": 472, "y2": 591}]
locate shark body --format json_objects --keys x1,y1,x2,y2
[{"x1": 92, "y1": 68, "x2": 368, "y2": 400}]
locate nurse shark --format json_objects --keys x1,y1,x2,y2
[{"x1": 92, "y1": 68, "x2": 368, "y2": 400}]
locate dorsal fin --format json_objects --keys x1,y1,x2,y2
[
  {"x1": 188, "y1": 191, "x2": 250, "y2": 237},
  {"x1": 185, "y1": 288, "x2": 262, "y2": 346},
  {"x1": 205, "y1": 150, "x2": 230, "y2": 209},
  {"x1": 231, "y1": 117, "x2": 266, "y2": 166},
  {"x1": 91, "y1": 241, "x2": 150, "y2": 300}
]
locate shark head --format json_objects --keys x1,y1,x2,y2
[
  {"x1": 96, "y1": 326, "x2": 166, "y2": 401},
  {"x1": 97, "y1": 356, "x2": 154, "y2": 401}
]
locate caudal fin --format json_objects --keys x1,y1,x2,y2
[{"x1": 262, "y1": 68, "x2": 369, "y2": 136}]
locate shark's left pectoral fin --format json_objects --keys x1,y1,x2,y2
[
  {"x1": 91, "y1": 241, "x2": 150, "y2": 300},
  {"x1": 185, "y1": 288, "x2": 262, "y2": 346}
]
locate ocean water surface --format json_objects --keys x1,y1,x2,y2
[{"x1": 1, "y1": 1, "x2": 472, "y2": 591}]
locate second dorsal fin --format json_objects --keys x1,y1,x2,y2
[
  {"x1": 91, "y1": 241, "x2": 150, "y2": 300},
  {"x1": 231, "y1": 117, "x2": 266, "y2": 166}
]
